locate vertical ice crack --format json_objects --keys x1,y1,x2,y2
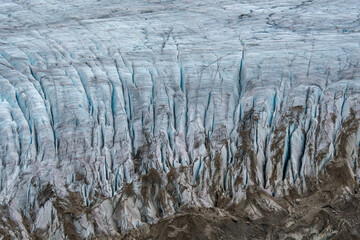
[
  {"x1": 149, "y1": 70, "x2": 156, "y2": 136},
  {"x1": 306, "y1": 42, "x2": 314, "y2": 77},
  {"x1": 180, "y1": 67, "x2": 184, "y2": 93},
  {"x1": 114, "y1": 58, "x2": 134, "y2": 156},
  {"x1": 131, "y1": 63, "x2": 138, "y2": 88},
  {"x1": 231, "y1": 41, "x2": 245, "y2": 137},
  {"x1": 304, "y1": 87, "x2": 310, "y2": 115},
  {"x1": 173, "y1": 99, "x2": 177, "y2": 131},
  {"x1": 340, "y1": 83, "x2": 348, "y2": 124},
  {"x1": 185, "y1": 88, "x2": 190, "y2": 162},
  {"x1": 76, "y1": 69, "x2": 94, "y2": 116},
  {"x1": 193, "y1": 157, "x2": 202, "y2": 184},
  {"x1": 268, "y1": 92, "x2": 277, "y2": 126},
  {"x1": 109, "y1": 80, "x2": 116, "y2": 148},
  {"x1": 238, "y1": 41, "x2": 245, "y2": 99},
  {"x1": 282, "y1": 124, "x2": 296, "y2": 181},
  {"x1": 203, "y1": 91, "x2": 212, "y2": 128},
  {"x1": 263, "y1": 135, "x2": 269, "y2": 188},
  {"x1": 332, "y1": 83, "x2": 349, "y2": 158}
]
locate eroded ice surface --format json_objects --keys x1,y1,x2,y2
[{"x1": 0, "y1": 0, "x2": 360, "y2": 238}]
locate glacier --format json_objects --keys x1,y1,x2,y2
[{"x1": 0, "y1": 0, "x2": 360, "y2": 238}]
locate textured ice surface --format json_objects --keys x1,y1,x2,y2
[{"x1": 0, "y1": 0, "x2": 360, "y2": 238}]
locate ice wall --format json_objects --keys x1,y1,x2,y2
[{"x1": 0, "y1": 0, "x2": 360, "y2": 238}]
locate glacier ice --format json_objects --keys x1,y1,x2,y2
[{"x1": 0, "y1": 0, "x2": 360, "y2": 238}]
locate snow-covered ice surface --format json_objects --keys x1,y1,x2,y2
[{"x1": 0, "y1": 0, "x2": 360, "y2": 238}]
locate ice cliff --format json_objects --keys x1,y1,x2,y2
[{"x1": 0, "y1": 0, "x2": 360, "y2": 238}]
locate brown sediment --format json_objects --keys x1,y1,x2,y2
[
  {"x1": 269, "y1": 124, "x2": 287, "y2": 185},
  {"x1": 51, "y1": 191, "x2": 87, "y2": 240},
  {"x1": 141, "y1": 168, "x2": 162, "y2": 206},
  {"x1": 335, "y1": 109, "x2": 359, "y2": 159},
  {"x1": 37, "y1": 183, "x2": 54, "y2": 208},
  {"x1": 124, "y1": 177, "x2": 360, "y2": 240},
  {"x1": 123, "y1": 182, "x2": 135, "y2": 197}
]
